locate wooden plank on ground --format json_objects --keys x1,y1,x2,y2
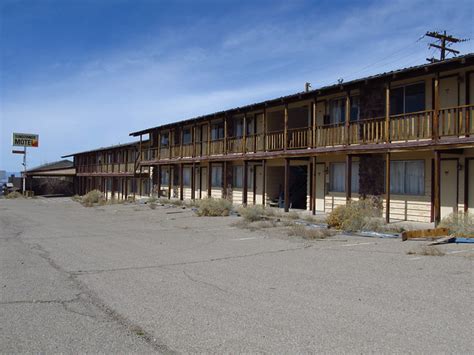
[{"x1": 401, "y1": 228, "x2": 449, "y2": 241}]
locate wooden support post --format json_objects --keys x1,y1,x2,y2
[
  {"x1": 262, "y1": 159, "x2": 266, "y2": 206},
  {"x1": 207, "y1": 161, "x2": 212, "y2": 197},
  {"x1": 157, "y1": 165, "x2": 161, "y2": 198},
  {"x1": 222, "y1": 161, "x2": 227, "y2": 199},
  {"x1": 385, "y1": 152, "x2": 391, "y2": 223},
  {"x1": 224, "y1": 116, "x2": 228, "y2": 155},
  {"x1": 284, "y1": 104, "x2": 288, "y2": 151},
  {"x1": 243, "y1": 113, "x2": 247, "y2": 154},
  {"x1": 179, "y1": 163, "x2": 184, "y2": 200},
  {"x1": 385, "y1": 84, "x2": 390, "y2": 142},
  {"x1": 198, "y1": 165, "x2": 202, "y2": 199},
  {"x1": 192, "y1": 125, "x2": 196, "y2": 157},
  {"x1": 191, "y1": 163, "x2": 196, "y2": 200},
  {"x1": 263, "y1": 107, "x2": 267, "y2": 152},
  {"x1": 243, "y1": 160, "x2": 248, "y2": 206},
  {"x1": 312, "y1": 156, "x2": 317, "y2": 215},
  {"x1": 346, "y1": 154, "x2": 352, "y2": 202},
  {"x1": 157, "y1": 132, "x2": 161, "y2": 160},
  {"x1": 345, "y1": 92, "x2": 351, "y2": 145},
  {"x1": 139, "y1": 166, "x2": 143, "y2": 197},
  {"x1": 167, "y1": 166, "x2": 172, "y2": 199},
  {"x1": 433, "y1": 73, "x2": 440, "y2": 141},
  {"x1": 284, "y1": 158, "x2": 290, "y2": 212},
  {"x1": 180, "y1": 128, "x2": 183, "y2": 158},
  {"x1": 434, "y1": 151, "x2": 441, "y2": 226},
  {"x1": 312, "y1": 99, "x2": 317, "y2": 147},
  {"x1": 169, "y1": 130, "x2": 172, "y2": 159},
  {"x1": 207, "y1": 121, "x2": 211, "y2": 156},
  {"x1": 309, "y1": 160, "x2": 313, "y2": 212}
]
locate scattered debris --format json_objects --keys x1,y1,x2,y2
[{"x1": 401, "y1": 228, "x2": 449, "y2": 241}]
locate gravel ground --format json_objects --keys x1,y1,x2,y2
[{"x1": 1, "y1": 197, "x2": 473, "y2": 353}]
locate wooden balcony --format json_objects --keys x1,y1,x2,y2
[
  {"x1": 135, "y1": 104, "x2": 473, "y2": 163},
  {"x1": 76, "y1": 163, "x2": 135, "y2": 174}
]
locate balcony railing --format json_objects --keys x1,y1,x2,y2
[
  {"x1": 129, "y1": 104, "x2": 473, "y2": 163},
  {"x1": 77, "y1": 163, "x2": 135, "y2": 174},
  {"x1": 315, "y1": 123, "x2": 345, "y2": 147},
  {"x1": 288, "y1": 127, "x2": 311, "y2": 149},
  {"x1": 349, "y1": 117, "x2": 386, "y2": 144},
  {"x1": 266, "y1": 130, "x2": 284, "y2": 151}
]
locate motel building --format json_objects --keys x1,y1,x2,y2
[{"x1": 63, "y1": 54, "x2": 474, "y2": 225}]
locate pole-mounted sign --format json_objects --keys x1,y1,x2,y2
[
  {"x1": 12, "y1": 133, "x2": 39, "y2": 147},
  {"x1": 12, "y1": 132, "x2": 39, "y2": 195}
]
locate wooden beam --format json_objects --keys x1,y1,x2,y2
[
  {"x1": 243, "y1": 160, "x2": 248, "y2": 206},
  {"x1": 434, "y1": 150, "x2": 441, "y2": 225},
  {"x1": 284, "y1": 158, "x2": 290, "y2": 212},
  {"x1": 465, "y1": 158, "x2": 470, "y2": 212},
  {"x1": 223, "y1": 161, "x2": 227, "y2": 199},
  {"x1": 224, "y1": 115, "x2": 228, "y2": 155},
  {"x1": 167, "y1": 166, "x2": 171, "y2": 199},
  {"x1": 262, "y1": 159, "x2": 266, "y2": 206},
  {"x1": 207, "y1": 121, "x2": 211, "y2": 156},
  {"x1": 312, "y1": 156, "x2": 317, "y2": 215},
  {"x1": 243, "y1": 113, "x2": 247, "y2": 154},
  {"x1": 385, "y1": 152, "x2": 391, "y2": 223},
  {"x1": 346, "y1": 154, "x2": 352, "y2": 202},
  {"x1": 179, "y1": 163, "x2": 184, "y2": 200},
  {"x1": 312, "y1": 100, "x2": 317, "y2": 147},
  {"x1": 263, "y1": 107, "x2": 267, "y2": 152}
]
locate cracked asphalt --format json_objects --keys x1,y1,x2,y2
[{"x1": 1, "y1": 198, "x2": 473, "y2": 353}]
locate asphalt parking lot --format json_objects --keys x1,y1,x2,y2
[{"x1": 1, "y1": 198, "x2": 473, "y2": 353}]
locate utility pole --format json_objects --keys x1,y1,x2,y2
[{"x1": 426, "y1": 31, "x2": 468, "y2": 62}]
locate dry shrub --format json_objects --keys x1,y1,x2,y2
[
  {"x1": 287, "y1": 224, "x2": 333, "y2": 240},
  {"x1": 5, "y1": 191, "x2": 23, "y2": 199},
  {"x1": 407, "y1": 246, "x2": 445, "y2": 256},
  {"x1": 239, "y1": 205, "x2": 265, "y2": 222},
  {"x1": 195, "y1": 198, "x2": 233, "y2": 217},
  {"x1": 327, "y1": 198, "x2": 382, "y2": 232},
  {"x1": 439, "y1": 212, "x2": 474, "y2": 237},
  {"x1": 81, "y1": 189, "x2": 105, "y2": 207},
  {"x1": 71, "y1": 194, "x2": 82, "y2": 202},
  {"x1": 234, "y1": 219, "x2": 276, "y2": 231}
]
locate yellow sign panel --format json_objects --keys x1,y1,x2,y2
[{"x1": 12, "y1": 133, "x2": 39, "y2": 147}]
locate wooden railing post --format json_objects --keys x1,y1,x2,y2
[
  {"x1": 192, "y1": 124, "x2": 197, "y2": 157},
  {"x1": 385, "y1": 83, "x2": 391, "y2": 143},
  {"x1": 284, "y1": 104, "x2": 288, "y2": 151},
  {"x1": 433, "y1": 73, "x2": 440, "y2": 141}
]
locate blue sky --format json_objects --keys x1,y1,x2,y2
[{"x1": 1, "y1": 0, "x2": 473, "y2": 171}]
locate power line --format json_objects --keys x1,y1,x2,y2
[{"x1": 425, "y1": 30, "x2": 469, "y2": 62}]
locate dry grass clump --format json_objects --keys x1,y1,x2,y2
[
  {"x1": 287, "y1": 224, "x2": 333, "y2": 240},
  {"x1": 195, "y1": 198, "x2": 233, "y2": 217},
  {"x1": 233, "y1": 219, "x2": 277, "y2": 231},
  {"x1": 239, "y1": 205, "x2": 266, "y2": 222},
  {"x1": 439, "y1": 212, "x2": 474, "y2": 237},
  {"x1": 327, "y1": 197, "x2": 383, "y2": 232},
  {"x1": 5, "y1": 191, "x2": 23, "y2": 199},
  {"x1": 407, "y1": 246, "x2": 445, "y2": 257},
  {"x1": 81, "y1": 189, "x2": 105, "y2": 207}
]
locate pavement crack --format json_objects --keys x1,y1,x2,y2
[{"x1": 181, "y1": 270, "x2": 230, "y2": 294}]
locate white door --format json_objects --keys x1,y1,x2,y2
[
  {"x1": 315, "y1": 164, "x2": 325, "y2": 212},
  {"x1": 440, "y1": 160, "x2": 458, "y2": 219}
]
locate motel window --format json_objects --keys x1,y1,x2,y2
[
  {"x1": 183, "y1": 167, "x2": 191, "y2": 187},
  {"x1": 328, "y1": 96, "x2": 359, "y2": 124},
  {"x1": 233, "y1": 117, "x2": 244, "y2": 137},
  {"x1": 160, "y1": 133, "x2": 169, "y2": 147},
  {"x1": 390, "y1": 82, "x2": 425, "y2": 115},
  {"x1": 161, "y1": 169, "x2": 170, "y2": 185},
  {"x1": 106, "y1": 178, "x2": 112, "y2": 192},
  {"x1": 211, "y1": 166, "x2": 223, "y2": 187},
  {"x1": 211, "y1": 122, "x2": 225, "y2": 140},
  {"x1": 390, "y1": 160, "x2": 424, "y2": 195},
  {"x1": 247, "y1": 166, "x2": 254, "y2": 189},
  {"x1": 246, "y1": 117, "x2": 255, "y2": 135},
  {"x1": 329, "y1": 162, "x2": 359, "y2": 193},
  {"x1": 233, "y1": 166, "x2": 243, "y2": 188},
  {"x1": 182, "y1": 128, "x2": 192, "y2": 144},
  {"x1": 143, "y1": 179, "x2": 151, "y2": 195}
]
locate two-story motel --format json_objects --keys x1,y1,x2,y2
[{"x1": 63, "y1": 54, "x2": 474, "y2": 224}]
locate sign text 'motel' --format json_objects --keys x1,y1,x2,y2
[{"x1": 12, "y1": 133, "x2": 39, "y2": 148}]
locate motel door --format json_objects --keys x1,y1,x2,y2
[
  {"x1": 315, "y1": 164, "x2": 325, "y2": 212},
  {"x1": 440, "y1": 160, "x2": 458, "y2": 219}
]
